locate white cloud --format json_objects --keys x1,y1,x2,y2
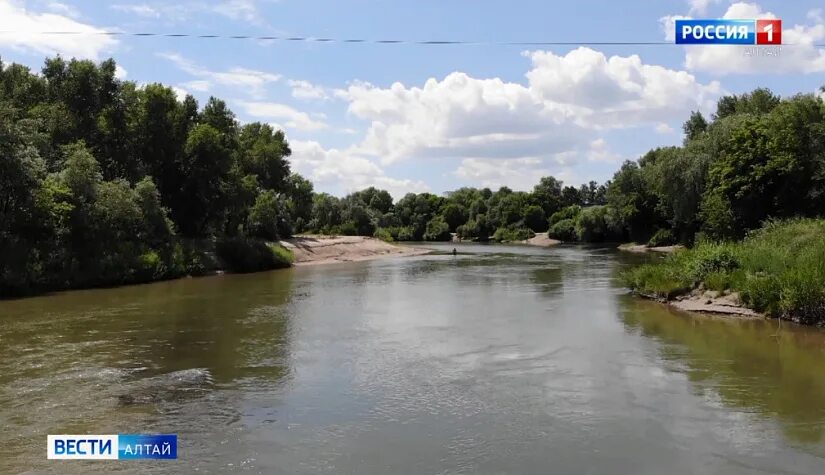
[
  {"x1": 290, "y1": 140, "x2": 430, "y2": 198},
  {"x1": 111, "y1": 3, "x2": 160, "y2": 17},
  {"x1": 336, "y1": 47, "x2": 719, "y2": 169},
  {"x1": 238, "y1": 101, "x2": 328, "y2": 131},
  {"x1": 808, "y1": 8, "x2": 824, "y2": 23},
  {"x1": 587, "y1": 138, "x2": 623, "y2": 163},
  {"x1": 159, "y1": 53, "x2": 281, "y2": 96},
  {"x1": 0, "y1": 0, "x2": 117, "y2": 59},
  {"x1": 454, "y1": 157, "x2": 554, "y2": 190},
  {"x1": 665, "y1": 3, "x2": 825, "y2": 74},
  {"x1": 43, "y1": 1, "x2": 79, "y2": 18},
  {"x1": 655, "y1": 123, "x2": 676, "y2": 134},
  {"x1": 688, "y1": 0, "x2": 722, "y2": 15},
  {"x1": 182, "y1": 80, "x2": 211, "y2": 92},
  {"x1": 115, "y1": 65, "x2": 128, "y2": 79},
  {"x1": 288, "y1": 79, "x2": 329, "y2": 100},
  {"x1": 171, "y1": 86, "x2": 189, "y2": 99},
  {"x1": 213, "y1": 0, "x2": 258, "y2": 22}
]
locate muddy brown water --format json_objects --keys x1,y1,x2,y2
[{"x1": 2, "y1": 243, "x2": 825, "y2": 474}]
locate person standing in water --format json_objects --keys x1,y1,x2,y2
[{"x1": 452, "y1": 248, "x2": 457, "y2": 256}]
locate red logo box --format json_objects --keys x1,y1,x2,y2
[{"x1": 756, "y1": 19, "x2": 782, "y2": 45}]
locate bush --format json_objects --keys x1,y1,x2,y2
[
  {"x1": 549, "y1": 218, "x2": 577, "y2": 241},
  {"x1": 575, "y1": 206, "x2": 623, "y2": 242},
  {"x1": 492, "y1": 226, "x2": 534, "y2": 242},
  {"x1": 424, "y1": 216, "x2": 451, "y2": 241},
  {"x1": 647, "y1": 228, "x2": 676, "y2": 247},
  {"x1": 216, "y1": 237, "x2": 292, "y2": 273},
  {"x1": 548, "y1": 205, "x2": 581, "y2": 227},
  {"x1": 622, "y1": 263, "x2": 692, "y2": 300},
  {"x1": 625, "y1": 219, "x2": 825, "y2": 324},
  {"x1": 396, "y1": 226, "x2": 416, "y2": 241},
  {"x1": 373, "y1": 228, "x2": 394, "y2": 242}
]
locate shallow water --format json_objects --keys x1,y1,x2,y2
[{"x1": 2, "y1": 243, "x2": 825, "y2": 474}]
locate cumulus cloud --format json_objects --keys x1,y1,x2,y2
[
  {"x1": 158, "y1": 53, "x2": 281, "y2": 96},
  {"x1": 288, "y1": 79, "x2": 329, "y2": 100},
  {"x1": 664, "y1": 2, "x2": 825, "y2": 74},
  {"x1": 0, "y1": 0, "x2": 117, "y2": 59},
  {"x1": 453, "y1": 157, "x2": 555, "y2": 190},
  {"x1": 587, "y1": 138, "x2": 624, "y2": 163},
  {"x1": 290, "y1": 140, "x2": 430, "y2": 198},
  {"x1": 655, "y1": 123, "x2": 676, "y2": 134},
  {"x1": 115, "y1": 65, "x2": 128, "y2": 79},
  {"x1": 238, "y1": 101, "x2": 328, "y2": 131},
  {"x1": 688, "y1": 0, "x2": 722, "y2": 15},
  {"x1": 111, "y1": 3, "x2": 161, "y2": 17},
  {"x1": 336, "y1": 47, "x2": 719, "y2": 169}
]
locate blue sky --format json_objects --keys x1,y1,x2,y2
[{"x1": 1, "y1": 0, "x2": 824, "y2": 197}]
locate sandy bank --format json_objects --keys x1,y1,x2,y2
[
  {"x1": 618, "y1": 243, "x2": 685, "y2": 254},
  {"x1": 522, "y1": 234, "x2": 561, "y2": 247},
  {"x1": 670, "y1": 291, "x2": 762, "y2": 318},
  {"x1": 638, "y1": 288, "x2": 763, "y2": 318},
  {"x1": 281, "y1": 235, "x2": 431, "y2": 266}
]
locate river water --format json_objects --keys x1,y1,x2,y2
[{"x1": 2, "y1": 243, "x2": 825, "y2": 474}]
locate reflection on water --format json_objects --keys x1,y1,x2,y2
[
  {"x1": 0, "y1": 270, "x2": 295, "y2": 474},
  {"x1": 1, "y1": 243, "x2": 825, "y2": 474},
  {"x1": 620, "y1": 297, "x2": 825, "y2": 447}
]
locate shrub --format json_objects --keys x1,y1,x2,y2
[
  {"x1": 549, "y1": 205, "x2": 581, "y2": 227},
  {"x1": 424, "y1": 216, "x2": 451, "y2": 241},
  {"x1": 549, "y1": 218, "x2": 577, "y2": 241},
  {"x1": 216, "y1": 237, "x2": 292, "y2": 273},
  {"x1": 373, "y1": 228, "x2": 394, "y2": 242},
  {"x1": 492, "y1": 226, "x2": 534, "y2": 242},
  {"x1": 647, "y1": 228, "x2": 676, "y2": 247},
  {"x1": 625, "y1": 219, "x2": 825, "y2": 324}
]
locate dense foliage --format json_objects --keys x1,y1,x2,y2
[
  {"x1": 623, "y1": 219, "x2": 825, "y2": 324},
  {"x1": 0, "y1": 57, "x2": 298, "y2": 295}
]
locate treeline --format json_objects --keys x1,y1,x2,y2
[
  {"x1": 1, "y1": 56, "x2": 304, "y2": 295},
  {"x1": 2, "y1": 56, "x2": 824, "y2": 296},
  {"x1": 566, "y1": 87, "x2": 825, "y2": 247},
  {"x1": 308, "y1": 179, "x2": 607, "y2": 243}
]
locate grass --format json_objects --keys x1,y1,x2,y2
[
  {"x1": 216, "y1": 238, "x2": 294, "y2": 273},
  {"x1": 622, "y1": 219, "x2": 825, "y2": 324},
  {"x1": 269, "y1": 243, "x2": 295, "y2": 266}
]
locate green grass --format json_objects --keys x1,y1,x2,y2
[
  {"x1": 216, "y1": 238, "x2": 294, "y2": 273},
  {"x1": 623, "y1": 219, "x2": 825, "y2": 324},
  {"x1": 269, "y1": 243, "x2": 295, "y2": 266}
]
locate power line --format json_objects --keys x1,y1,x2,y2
[
  {"x1": 0, "y1": 30, "x2": 673, "y2": 46},
  {"x1": 2, "y1": 30, "x2": 822, "y2": 47}
]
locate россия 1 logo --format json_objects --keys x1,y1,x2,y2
[
  {"x1": 675, "y1": 19, "x2": 782, "y2": 45},
  {"x1": 47, "y1": 434, "x2": 177, "y2": 460}
]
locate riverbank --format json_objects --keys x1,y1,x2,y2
[
  {"x1": 281, "y1": 235, "x2": 431, "y2": 266},
  {"x1": 523, "y1": 234, "x2": 562, "y2": 247},
  {"x1": 623, "y1": 219, "x2": 825, "y2": 325},
  {"x1": 618, "y1": 243, "x2": 684, "y2": 254}
]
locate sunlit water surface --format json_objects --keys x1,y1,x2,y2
[{"x1": 2, "y1": 243, "x2": 825, "y2": 474}]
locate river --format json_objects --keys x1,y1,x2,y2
[{"x1": 2, "y1": 243, "x2": 825, "y2": 474}]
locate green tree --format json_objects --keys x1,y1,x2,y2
[
  {"x1": 523, "y1": 205, "x2": 547, "y2": 232},
  {"x1": 683, "y1": 111, "x2": 708, "y2": 143}
]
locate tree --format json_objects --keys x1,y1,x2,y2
[
  {"x1": 683, "y1": 111, "x2": 708, "y2": 143},
  {"x1": 238, "y1": 123, "x2": 291, "y2": 191},
  {"x1": 424, "y1": 216, "x2": 451, "y2": 241},
  {"x1": 441, "y1": 203, "x2": 468, "y2": 232},
  {"x1": 532, "y1": 176, "x2": 563, "y2": 216},
  {"x1": 285, "y1": 173, "x2": 314, "y2": 232},
  {"x1": 177, "y1": 124, "x2": 232, "y2": 236},
  {"x1": 247, "y1": 190, "x2": 283, "y2": 240},
  {"x1": 523, "y1": 205, "x2": 547, "y2": 232}
]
